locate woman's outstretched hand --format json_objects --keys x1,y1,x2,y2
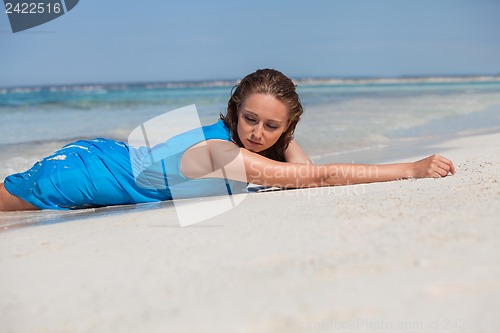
[{"x1": 410, "y1": 154, "x2": 455, "y2": 179}]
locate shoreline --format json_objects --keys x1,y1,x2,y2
[{"x1": 313, "y1": 124, "x2": 500, "y2": 165}]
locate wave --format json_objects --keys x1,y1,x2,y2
[
  {"x1": 0, "y1": 86, "x2": 231, "y2": 109},
  {"x1": 294, "y1": 75, "x2": 500, "y2": 86},
  {"x1": 2, "y1": 75, "x2": 500, "y2": 94},
  {"x1": 0, "y1": 80, "x2": 237, "y2": 95}
]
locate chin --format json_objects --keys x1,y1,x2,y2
[{"x1": 245, "y1": 146, "x2": 261, "y2": 153}]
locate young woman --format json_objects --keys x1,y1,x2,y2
[{"x1": 0, "y1": 69, "x2": 455, "y2": 211}]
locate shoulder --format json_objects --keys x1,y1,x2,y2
[
  {"x1": 181, "y1": 139, "x2": 302, "y2": 185},
  {"x1": 180, "y1": 139, "x2": 242, "y2": 179},
  {"x1": 284, "y1": 139, "x2": 312, "y2": 164}
]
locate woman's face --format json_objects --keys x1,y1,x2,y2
[{"x1": 237, "y1": 93, "x2": 290, "y2": 153}]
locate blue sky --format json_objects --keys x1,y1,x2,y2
[{"x1": 1, "y1": 0, "x2": 500, "y2": 87}]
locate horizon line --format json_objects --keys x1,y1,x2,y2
[{"x1": 2, "y1": 73, "x2": 500, "y2": 90}]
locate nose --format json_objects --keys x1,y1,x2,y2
[{"x1": 251, "y1": 123, "x2": 263, "y2": 141}]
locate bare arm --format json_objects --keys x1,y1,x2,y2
[
  {"x1": 182, "y1": 141, "x2": 455, "y2": 188},
  {"x1": 241, "y1": 152, "x2": 455, "y2": 188}
]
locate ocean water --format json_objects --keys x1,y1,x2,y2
[{"x1": 1, "y1": 77, "x2": 500, "y2": 180}]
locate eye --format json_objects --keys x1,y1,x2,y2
[
  {"x1": 244, "y1": 115, "x2": 256, "y2": 123},
  {"x1": 266, "y1": 123, "x2": 278, "y2": 130}
]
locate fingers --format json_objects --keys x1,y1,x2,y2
[
  {"x1": 444, "y1": 156, "x2": 456, "y2": 175},
  {"x1": 433, "y1": 171, "x2": 444, "y2": 178},
  {"x1": 412, "y1": 154, "x2": 456, "y2": 179},
  {"x1": 436, "y1": 161, "x2": 451, "y2": 176},
  {"x1": 433, "y1": 155, "x2": 456, "y2": 177}
]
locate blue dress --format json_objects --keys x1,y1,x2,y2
[{"x1": 4, "y1": 119, "x2": 245, "y2": 210}]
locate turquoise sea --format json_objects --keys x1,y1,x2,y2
[{"x1": 1, "y1": 76, "x2": 500, "y2": 180}]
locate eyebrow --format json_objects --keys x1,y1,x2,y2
[{"x1": 242, "y1": 109, "x2": 284, "y2": 124}]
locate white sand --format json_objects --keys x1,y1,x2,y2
[{"x1": 1, "y1": 131, "x2": 499, "y2": 333}]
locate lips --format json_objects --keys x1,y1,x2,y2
[
  {"x1": 247, "y1": 139, "x2": 262, "y2": 146},
  {"x1": 246, "y1": 139, "x2": 263, "y2": 152}
]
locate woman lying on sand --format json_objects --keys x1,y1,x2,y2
[{"x1": 0, "y1": 69, "x2": 455, "y2": 211}]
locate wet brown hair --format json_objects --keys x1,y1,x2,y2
[{"x1": 220, "y1": 68, "x2": 303, "y2": 161}]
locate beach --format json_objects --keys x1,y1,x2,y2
[
  {"x1": 3, "y1": 0, "x2": 500, "y2": 330},
  {"x1": 1, "y1": 126, "x2": 499, "y2": 332}
]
